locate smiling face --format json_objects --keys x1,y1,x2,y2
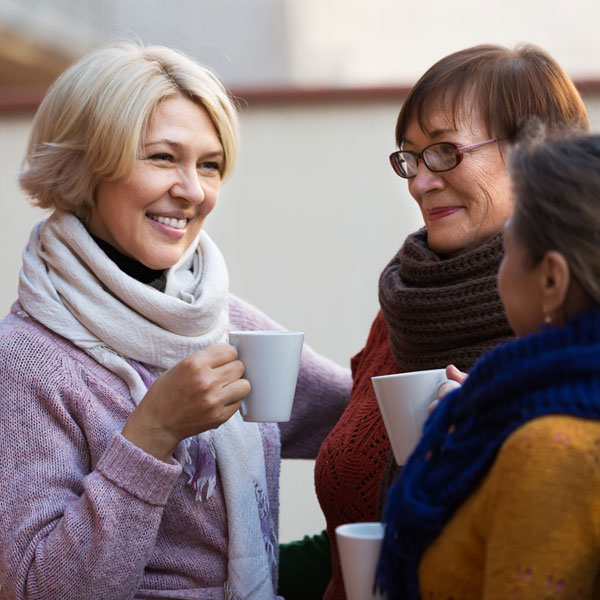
[
  {"x1": 403, "y1": 107, "x2": 513, "y2": 257},
  {"x1": 87, "y1": 95, "x2": 224, "y2": 270}
]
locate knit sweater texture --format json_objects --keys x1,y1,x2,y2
[
  {"x1": 419, "y1": 414, "x2": 600, "y2": 598},
  {"x1": 0, "y1": 294, "x2": 351, "y2": 600},
  {"x1": 314, "y1": 230, "x2": 511, "y2": 600},
  {"x1": 378, "y1": 308, "x2": 600, "y2": 598},
  {"x1": 314, "y1": 311, "x2": 400, "y2": 600}
]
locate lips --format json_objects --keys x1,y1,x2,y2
[
  {"x1": 146, "y1": 212, "x2": 192, "y2": 241},
  {"x1": 147, "y1": 213, "x2": 190, "y2": 230},
  {"x1": 426, "y1": 206, "x2": 463, "y2": 221}
]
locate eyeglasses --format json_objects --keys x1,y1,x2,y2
[{"x1": 389, "y1": 138, "x2": 498, "y2": 179}]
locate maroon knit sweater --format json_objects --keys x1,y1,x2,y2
[
  {"x1": 314, "y1": 230, "x2": 512, "y2": 600},
  {"x1": 314, "y1": 311, "x2": 400, "y2": 600}
]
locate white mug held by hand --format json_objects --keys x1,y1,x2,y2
[
  {"x1": 372, "y1": 368, "x2": 450, "y2": 465},
  {"x1": 228, "y1": 331, "x2": 304, "y2": 422}
]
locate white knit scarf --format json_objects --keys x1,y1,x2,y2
[{"x1": 18, "y1": 212, "x2": 276, "y2": 599}]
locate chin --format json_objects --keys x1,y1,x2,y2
[
  {"x1": 426, "y1": 235, "x2": 464, "y2": 258},
  {"x1": 140, "y1": 253, "x2": 181, "y2": 271}
]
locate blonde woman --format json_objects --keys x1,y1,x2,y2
[{"x1": 0, "y1": 43, "x2": 350, "y2": 600}]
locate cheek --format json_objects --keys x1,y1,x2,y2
[
  {"x1": 498, "y1": 259, "x2": 520, "y2": 314},
  {"x1": 497, "y1": 260, "x2": 510, "y2": 306},
  {"x1": 201, "y1": 186, "x2": 221, "y2": 216}
]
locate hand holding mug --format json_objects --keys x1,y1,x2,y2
[
  {"x1": 430, "y1": 364, "x2": 468, "y2": 412},
  {"x1": 122, "y1": 343, "x2": 250, "y2": 462}
]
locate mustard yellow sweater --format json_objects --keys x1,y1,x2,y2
[{"x1": 419, "y1": 415, "x2": 600, "y2": 598}]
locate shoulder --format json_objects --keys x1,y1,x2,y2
[
  {"x1": 501, "y1": 415, "x2": 600, "y2": 460},
  {"x1": 351, "y1": 310, "x2": 400, "y2": 378},
  {"x1": 0, "y1": 305, "x2": 129, "y2": 401},
  {"x1": 489, "y1": 415, "x2": 600, "y2": 497},
  {"x1": 0, "y1": 306, "x2": 74, "y2": 370}
]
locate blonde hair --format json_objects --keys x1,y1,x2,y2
[{"x1": 19, "y1": 42, "x2": 240, "y2": 220}]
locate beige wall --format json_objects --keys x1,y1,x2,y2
[
  {"x1": 287, "y1": 0, "x2": 600, "y2": 85},
  {"x1": 3, "y1": 95, "x2": 600, "y2": 542}
]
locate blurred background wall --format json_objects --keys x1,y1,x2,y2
[{"x1": 1, "y1": 0, "x2": 600, "y2": 543}]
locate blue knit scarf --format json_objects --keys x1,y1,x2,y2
[{"x1": 376, "y1": 307, "x2": 600, "y2": 599}]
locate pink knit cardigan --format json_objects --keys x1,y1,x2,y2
[{"x1": 0, "y1": 294, "x2": 351, "y2": 600}]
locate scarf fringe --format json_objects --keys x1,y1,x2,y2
[
  {"x1": 224, "y1": 581, "x2": 242, "y2": 600},
  {"x1": 178, "y1": 435, "x2": 218, "y2": 502}
]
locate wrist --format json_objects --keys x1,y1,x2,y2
[{"x1": 122, "y1": 412, "x2": 180, "y2": 463}]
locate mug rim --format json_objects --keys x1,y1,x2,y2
[{"x1": 371, "y1": 367, "x2": 445, "y2": 382}]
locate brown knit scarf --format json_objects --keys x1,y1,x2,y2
[
  {"x1": 376, "y1": 228, "x2": 514, "y2": 512},
  {"x1": 379, "y1": 228, "x2": 513, "y2": 373}
]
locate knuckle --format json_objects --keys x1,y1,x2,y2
[{"x1": 196, "y1": 372, "x2": 216, "y2": 393}]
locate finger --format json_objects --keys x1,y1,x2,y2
[
  {"x1": 212, "y1": 359, "x2": 247, "y2": 385},
  {"x1": 220, "y1": 397, "x2": 246, "y2": 423},
  {"x1": 446, "y1": 364, "x2": 468, "y2": 384},
  {"x1": 436, "y1": 379, "x2": 461, "y2": 400},
  {"x1": 192, "y1": 343, "x2": 239, "y2": 368},
  {"x1": 221, "y1": 378, "x2": 251, "y2": 405}
]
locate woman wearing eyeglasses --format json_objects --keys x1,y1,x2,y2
[
  {"x1": 286, "y1": 44, "x2": 589, "y2": 600},
  {"x1": 377, "y1": 128, "x2": 600, "y2": 599}
]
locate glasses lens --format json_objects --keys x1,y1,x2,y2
[
  {"x1": 391, "y1": 151, "x2": 417, "y2": 178},
  {"x1": 422, "y1": 143, "x2": 459, "y2": 172}
]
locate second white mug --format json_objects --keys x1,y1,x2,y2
[{"x1": 372, "y1": 368, "x2": 448, "y2": 465}]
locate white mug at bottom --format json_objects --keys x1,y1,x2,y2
[
  {"x1": 228, "y1": 331, "x2": 304, "y2": 422},
  {"x1": 335, "y1": 522, "x2": 386, "y2": 600},
  {"x1": 372, "y1": 368, "x2": 447, "y2": 465}
]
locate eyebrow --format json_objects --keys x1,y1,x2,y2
[
  {"x1": 403, "y1": 127, "x2": 458, "y2": 147},
  {"x1": 145, "y1": 139, "x2": 224, "y2": 158}
]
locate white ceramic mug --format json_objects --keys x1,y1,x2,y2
[
  {"x1": 372, "y1": 368, "x2": 448, "y2": 465},
  {"x1": 336, "y1": 522, "x2": 386, "y2": 600},
  {"x1": 228, "y1": 330, "x2": 304, "y2": 422}
]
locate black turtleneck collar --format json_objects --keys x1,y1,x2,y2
[{"x1": 91, "y1": 235, "x2": 165, "y2": 285}]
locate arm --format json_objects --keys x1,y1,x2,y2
[
  {"x1": 0, "y1": 327, "x2": 181, "y2": 600},
  {"x1": 228, "y1": 293, "x2": 352, "y2": 458},
  {"x1": 481, "y1": 416, "x2": 600, "y2": 599}
]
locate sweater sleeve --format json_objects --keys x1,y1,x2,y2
[
  {"x1": 228, "y1": 293, "x2": 352, "y2": 458},
  {"x1": 0, "y1": 318, "x2": 182, "y2": 600},
  {"x1": 480, "y1": 415, "x2": 600, "y2": 599}
]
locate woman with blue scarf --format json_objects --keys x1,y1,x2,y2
[{"x1": 377, "y1": 129, "x2": 600, "y2": 599}]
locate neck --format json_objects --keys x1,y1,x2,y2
[{"x1": 91, "y1": 235, "x2": 164, "y2": 285}]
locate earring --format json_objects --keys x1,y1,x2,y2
[{"x1": 544, "y1": 314, "x2": 553, "y2": 325}]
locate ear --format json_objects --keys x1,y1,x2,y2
[{"x1": 538, "y1": 251, "x2": 570, "y2": 320}]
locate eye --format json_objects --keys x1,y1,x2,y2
[
  {"x1": 149, "y1": 153, "x2": 174, "y2": 162},
  {"x1": 199, "y1": 161, "x2": 221, "y2": 172}
]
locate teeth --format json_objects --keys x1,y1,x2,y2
[{"x1": 149, "y1": 214, "x2": 187, "y2": 229}]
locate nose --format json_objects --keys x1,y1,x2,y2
[
  {"x1": 408, "y1": 159, "x2": 445, "y2": 197},
  {"x1": 170, "y1": 166, "x2": 205, "y2": 204}
]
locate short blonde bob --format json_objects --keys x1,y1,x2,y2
[{"x1": 19, "y1": 42, "x2": 240, "y2": 220}]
